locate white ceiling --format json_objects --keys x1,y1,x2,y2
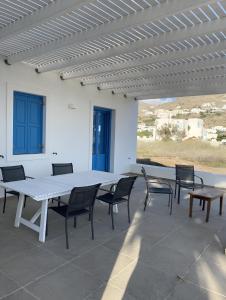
[{"x1": 0, "y1": 0, "x2": 226, "y2": 99}]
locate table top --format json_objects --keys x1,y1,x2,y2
[
  {"x1": 189, "y1": 187, "x2": 224, "y2": 200},
  {"x1": 0, "y1": 170, "x2": 125, "y2": 201}
]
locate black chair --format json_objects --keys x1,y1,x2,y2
[
  {"x1": 0, "y1": 165, "x2": 33, "y2": 213},
  {"x1": 141, "y1": 166, "x2": 173, "y2": 215},
  {"x1": 49, "y1": 183, "x2": 101, "y2": 249},
  {"x1": 175, "y1": 164, "x2": 204, "y2": 204},
  {"x1": 96, "y1": 176, "x2": 137, "y2": 230},
  {"x1": 52, "y1": 163, "x2": 73, "y2": 176}
]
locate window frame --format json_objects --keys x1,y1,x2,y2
[
  {"x1": 6, "y1": 85, "x2": 48, "y2": 161},
  {"x1": 13, "y1": 91, "x2": 45, "y2": 155}
]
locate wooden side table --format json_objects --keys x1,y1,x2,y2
[{"x1": 189, "y1": 188, "x2": 224, "y2": 222}]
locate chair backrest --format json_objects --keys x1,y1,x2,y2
[
  {"x1": 113, "y1": 176, "x2": 137, "y2": 200},
  {"x1": 0, "y1": 165, "x2": 26, "y2": 182},
  {"x1": 141, "y1": 166, "x2": 149, "y2": 190},
  {"x1": 175, "y1": 164, "x2": 194, "y2": 182},
  {"x1": 52, "y1": 163, "x2": 73, "y2": 176},
  {"x1": 67, "y1": 183, "x2": 101, "y2": 213}
]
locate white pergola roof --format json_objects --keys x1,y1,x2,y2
[{"x1": 0, "y1": 0, "x2": 226, "y2": 100}]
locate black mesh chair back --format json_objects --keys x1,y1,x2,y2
[
  {"x1": 67, "y1": 184, "x2": 101, "y2": 214},
  {"x1": 175, "y1": 164, "x2": 194, "y2": 182},
  {"x1": 52, "y1": 163, "x2": 73, "y2": 176},
  {"x1": 113, "y1": 176, "x2": 137, "y2": 200},
  {"x1": 141, "y1": 166, "x2": 173, "y2": 214},
  {"x1": 1, "y1": 165, "x2": 26, "y2": 182}
]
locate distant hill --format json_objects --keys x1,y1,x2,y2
[
  {"x1": 138, "y1": 93, "x2": 226, "y2": 128},
  {"x1": 158, "y1": 94, "x2": 226, "y2": 110}
]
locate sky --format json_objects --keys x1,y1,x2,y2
[{"x1": 142, "y1": 97, "x2": 176, "y2": 106}]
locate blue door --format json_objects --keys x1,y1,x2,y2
[{"x1": 92, "y1": 107, "x2": 111, "y2": 172}]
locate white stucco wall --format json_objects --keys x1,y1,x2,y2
[{"x1": 0, "y1": 61, "x2": 138, "y2": 196}]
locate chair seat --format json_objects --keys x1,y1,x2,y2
[
  {"x1": 49, "y1": 205, "x2": 89, "y2": 218},
  {"x1": 178, "y1": 181, "x2": 195, "y2": 189},
  {"x1": 97, "y1": 193, "x2": 128, "y2": 204},
  {"x1": 148, "y1": 187, "x2": 172, "y2": 194}
]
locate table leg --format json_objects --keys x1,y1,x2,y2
[
  {"x1": 206, "y1": 200, "x2": 211, "y2": 222},
  {"x1": 14, "y1": 193, "x2": 25, "y2": 228},
  {"x1": 39, "y1": 199, "x2": 48, "y2": 242},
  {"x1": 219, "y1": 196, "x2": 223, "y2": 215},
  {"x1": 189, "y1": 195, "x2": 193, "y2": 218}
]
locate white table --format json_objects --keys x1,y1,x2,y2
[{"x1": 0, "y1": 171, "x2": 124, "y2": 243}]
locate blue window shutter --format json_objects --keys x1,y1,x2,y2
[
  {"x1": 27, "y1": 95, "x2": 43, "y2": 154},
  {"x1": 13, "y1": 91, "x2": 43, "y2": 155},
  {"x1": 13, "y1": 92, "x2": 28, "y2": 154}
]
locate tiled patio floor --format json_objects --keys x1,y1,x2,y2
[{"x1": 0, "y1": 177, "x2": 226, "y2": 300}]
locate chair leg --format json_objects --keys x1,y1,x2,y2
[
  {"x1": 58, "y1": 196, "x2": 61, "y2": 207},
  {"x1": 74, "y1": 216, "x2": 77, "y2": 228},
  {"x1": 65, "y1": 218, "x2": 69, "y2": 249},
  {"x1": 3, "y1": 190, "x2": 7, "y2": 214},
  {"x1": 202, "y1": 200, "x2": 205, "y2": 211},
  {"x1": 170, "y1": 194, "x2": 173, "y2": 215},
  {"x1": 168, "y1": 194, "x2": 170, "y2": 207},
  {"x1": 90, "y1": 211, "x2": 94, "y2": 240},
  {"x1": 110, "y1": 205, "x2": 115, "y2": 230},
  {"x1": 144, "y1": 192, "x2": 148, "y2": 211},
  {"x1": 174, "y1": 183, "x2": 177, "y2": 198},
  {"x1": 177, "y1": 186, "x2": 181, "y2": 204},
  {"x1": 127, "y1": 201, "x2": 131, "y2": 223},
  {"x1": 108, "y1": 204, "x2": 110, "y2": 215}
]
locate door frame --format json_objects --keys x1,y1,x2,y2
[{"x1": 92, "y1": 106, "x2": 112, "y2": 172}]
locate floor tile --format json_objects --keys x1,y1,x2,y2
[
  {"x1": 167, "y1": 281, "x2": 226, "y2": 300},
  {"x1": 185, "y1": 257, "x2": 226, "y2": 296},
  {"x1": 72, "y1": 245, "x2": 134, "y2": 282},
  {"x1": 140, "y1": 244, "x2": 195, "y2": 277},
  {"x1": 86, "y1": 283, "x2": 136, "y2": 300},
  {"x1": 26, "y1": 264, "x2": 102, "y2": 300},
  {"x1": 0, "y1": 272, "x2": 19, "y2": 298},
  {"x1": 0, "y1": 231, "x2": 34, "y2": 266},
  {"x1": 0, "y1": 247, "x2": 65, "y2": 286},
  {"x1": 44, "y1": 228, "x2": 101, "y2": 260},
  {"x1": 110, "y1": 260, "x2": 177, "y2": 300},
  {"x1": 1, "y1": 289, "x2": 38, "y2": 300}
]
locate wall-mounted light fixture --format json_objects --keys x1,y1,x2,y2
[{"x1": 68, "y1": 103, "x2": 77, "y2": 110}]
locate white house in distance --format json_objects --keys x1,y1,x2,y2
[{"x1": 155, "y1": 117, "x2": 204, "y2": 140}]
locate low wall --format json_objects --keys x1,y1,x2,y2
[{"x1": 130, "y1": 163, "x2": 226, "y2": 188}]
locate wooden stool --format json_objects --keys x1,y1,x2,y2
[{"x1": 189, "y1": 188, "x2": 224, "y2": 222}]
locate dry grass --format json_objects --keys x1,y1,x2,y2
[{"x1": 137, "y1": 140, "x2": 226, "y2": 173}]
